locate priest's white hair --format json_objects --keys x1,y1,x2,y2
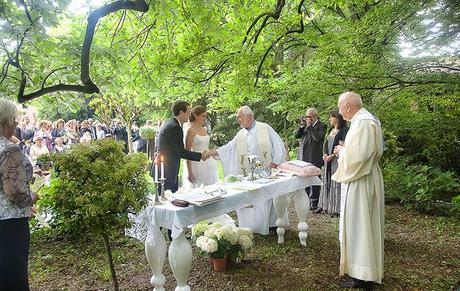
[
  {"x1": 339, "y1": 91, "x2": 363, "y2": 108},
  {"x1": 237, "y1": 106, "x2": 254, "y2": 118}
]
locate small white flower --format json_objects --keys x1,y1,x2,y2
[
  {"x1": 204, "y1": 227, "x2": 219, "y2": 239},
  {"x1": 217, "y1": 225, "x2": 238, "y2": 245},
  {"x1": 237, "y1": 227, "x2": 253, "y2": 239},
  {"x1": 238, "y1": 235, "x2": 253, "y2": 250},
  {"x1": 192, "y1": 221, "x2": 210, "y2": 237},
  {"x1": 196, "y1": 236, "x2": 218, "y2": 253}
]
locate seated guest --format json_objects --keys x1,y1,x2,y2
[
  {"x1": 95, "y1": 124, "x2": 106, "y2": 140},
  {"x1": 29, "y1": 136, "x2": 49, "y2": 168},
  {"x1": 53, "y1": 137, "x2": 67, "y2": 153},
  {"x1": 80, "y1": 132, "x2": 92, "y2": 144}
]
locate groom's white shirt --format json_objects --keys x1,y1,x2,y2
[{"x1": 217, "y1": 120, "x2": 286, "y2": 235}]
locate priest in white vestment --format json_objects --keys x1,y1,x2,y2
[
  {"x1": 209, "y1": 106, "x2": 286, "y2": 235},
  {"x1": 332, "y1": 92, "x2": 384, "y2": 288}
]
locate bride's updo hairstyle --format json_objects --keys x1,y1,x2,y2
[{"x1": 189, "y1": 105, "x2": 207, "y2": 123}]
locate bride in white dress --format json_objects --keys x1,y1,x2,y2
[{"x1": 183, "y1": 106, "x2": 234, "y2": 225}]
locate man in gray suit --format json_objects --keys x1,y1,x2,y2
[{"x1": 295, "y1": 107, "x2": 326, "y2": 210}]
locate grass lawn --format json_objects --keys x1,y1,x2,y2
[{"x1": 29, "y1": 203, "x2": 460, "y2": 290}]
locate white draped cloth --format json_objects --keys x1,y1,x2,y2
[
  {"x1": 332, "y1": 108, "x2": 385, "y2": 284},
  {"x1": 182, "y1": 133, "x2": 234, "y2": 226},
  {"x1": 216, "y1": 121, "x2": 286, "y2": 234}
]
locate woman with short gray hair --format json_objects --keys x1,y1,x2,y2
[{"x1": 0, "y1": 98, "x2": 38, "y2": 290}]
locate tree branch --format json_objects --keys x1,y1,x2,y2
[
  {"x1": 254, "y1": 0, "x2": 305, "y2": 86},
  {"x1": 242, "y1": 0, "x2": 286, "y2": 46},
  {"x1": 41, "y1": 67, "x2": 67, "y2": 90},
  {"x1": 0, "y1": 62, "x2": 10, "y2": 85},
  {"x1": 18, "y1": 0, "x2": 149, "y2": 103},
  {"x1": 81, "y1": 0, "x2": 149, "y2": 92},
  {"x1": 18, "y1": 0, "x2": 34, "y2": 24},
  {"x1": 110, "y1": 11, "x2": 127, "y2": 47}
]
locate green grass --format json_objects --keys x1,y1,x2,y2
[{"x1": 28, "y1": 204, "x2": 460, "y2": 290}]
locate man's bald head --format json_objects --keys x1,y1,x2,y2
[{"x1": 338, "y1": 91, "x2": 363, "y2": 121}]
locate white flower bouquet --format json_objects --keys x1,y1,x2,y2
[{"x1": 192, "y1": 221, "x2": 253, "y2": 260}]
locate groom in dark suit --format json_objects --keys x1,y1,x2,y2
[{"x1": 155, "y1": 100, "x2": 208, "y2": 193}]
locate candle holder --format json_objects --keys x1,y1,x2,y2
[
  {"x1": 153, "y1": 178, "x2": 167, "y2": 205},
  {"x1": 247, "y1": 155, "x2": 259, "y2": 181},
  {"x1": 159, "y1": 178, "x2": 167, "y2": 201},
  {"x1": 153, "y1": 182, "x2": 161, "y2": 205}
]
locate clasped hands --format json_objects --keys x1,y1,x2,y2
[{"x1": 200, "y1": 149, "x2": 218, "y2": 161}]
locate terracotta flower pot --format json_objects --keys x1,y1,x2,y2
[{"x1": 212, "y1": 257, "x2": 227, "y2": 272}]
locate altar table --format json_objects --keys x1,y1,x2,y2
[{"x1": 129, "y1": 175, "x2": 321, "y2": 291}]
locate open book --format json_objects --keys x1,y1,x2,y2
[{"x1": 172, "y1": 191, "x2": 224, "y2": 207}]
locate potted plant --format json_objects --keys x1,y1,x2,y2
[{"x1": 192, "y1": 221, "x2": 253, "y2": 272}]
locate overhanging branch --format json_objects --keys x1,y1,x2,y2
[
  {"x1": 254, "y1": 0, "x2": 306, "y2": 86},
  {"x1": 18, "y1": 0, "x2": 149, "y2": 103},
  {"x1": 242, "y1": 0, "x2": 286, "y2": 46}
]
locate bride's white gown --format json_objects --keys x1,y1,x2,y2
[
  {"x1": 182, "y1": 134, "x2": 234, "y2": 226},
  {"x1": 183, "y1": 135, "x2": 219, "y2": 188}
]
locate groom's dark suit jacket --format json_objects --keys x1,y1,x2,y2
[{"x1": 156, "y1": 117, "x2": 201, "y2": 192}]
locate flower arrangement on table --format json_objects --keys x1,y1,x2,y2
[{"x1": 192, "y1": 221, "x2": 253, "y2": 271}]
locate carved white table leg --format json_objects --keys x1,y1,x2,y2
[
  {"x1": 169, "y1": 232, "x2": 192, "y2": 291},
  {"x1": 145, "y1": 226, "x2": 167, "y2": 291},
  {"x1": 293, "y1": 189, "x2": 310, "y2": 246},
  {"x1": 273, "y1": 195, "x2": 288, "y2": 244}
]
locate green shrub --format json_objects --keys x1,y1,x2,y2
[
  {"x1": 40, "y1": 139, "x2": 153, "y2": 290},
  {"x1": 383, "y1": 159, "x2": 460, "y2": 214},
  {"x1": 451, "y1": 195, "x2": 460, "y2": 219}
]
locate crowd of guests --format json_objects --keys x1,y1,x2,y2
[{"x1": 10, "y1": 116, "x2": 144, "y2": 168}]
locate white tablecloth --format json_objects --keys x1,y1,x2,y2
[{"x1": 127, "y1": 175, "x2": 321, "y2": 240}]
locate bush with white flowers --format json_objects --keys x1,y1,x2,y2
[{"x1": 191, "y1": 221, "x2": 253, "y2": 259}]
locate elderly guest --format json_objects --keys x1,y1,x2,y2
[
  {"x1": 0, "y1": 99, "x2": 38, "y2": 290},
  {"x1": 295, "y1": 107, "x2": 326, "y2": 210}
]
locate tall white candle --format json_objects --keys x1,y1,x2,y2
[
  {"x1": 154, "y1": 161, "x2": 158, "y2": 183},
  {"x1": 160, "y1": 155, "x2": 164, "y2": 179}
]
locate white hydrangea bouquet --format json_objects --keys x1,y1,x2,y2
[{"x1": 192, "y1": 221, "x2": 253, "y2": 260}]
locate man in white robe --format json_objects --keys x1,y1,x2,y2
[
  {"x1": 332, "y1": 92, "x2": 384, "y2": 289},
  {"x1": 209, "y1": 106, "x2": 286, "y2": 235}
]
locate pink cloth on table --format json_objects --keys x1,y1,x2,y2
[{"x1": 278, "y1": 162, "x2": 321, "y2": 177}]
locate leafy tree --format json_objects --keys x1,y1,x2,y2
[{"x1": 41, "y1": 139, "x2": 153, "y2": 290}]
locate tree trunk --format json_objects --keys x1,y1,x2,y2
[
  {"x1": 126, "y1": 123, "x2": 133, "y2": 154},
  {"x1": 101, "y1": 231, "x2": 119, "y2": 291}
]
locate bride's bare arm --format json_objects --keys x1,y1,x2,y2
[{"x1": 185, "y1": 127, "x2": 196, "y2": 183}]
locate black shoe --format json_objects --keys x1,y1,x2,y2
[
  {"x1": 268, "y1": 226, "x2": 277, "y2": 233},
  {"x1": 339, "y1": 277, "x2": 374, "y2": 290},
  {"x1": 309, "y1": 206, "x2": 318, "y2": 211},
  {"x1": 314, "y1": 208, "x2": 323, "y2": 214}
]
